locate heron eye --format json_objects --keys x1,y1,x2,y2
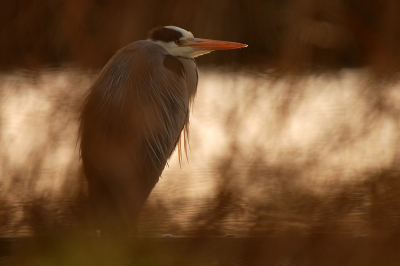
[{"x1": 174, "y1": 39, "x2": 183, "y2": 45}]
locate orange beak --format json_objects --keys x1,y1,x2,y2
[{"x1": 186, "y1": 38, "x2": 248, "y2": 50}]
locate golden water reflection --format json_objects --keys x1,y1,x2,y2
[{"x1": 0, "y1": 68, "x2": 399, "y2": 236}]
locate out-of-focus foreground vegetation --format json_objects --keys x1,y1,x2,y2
[{"x1": 1, "y1": 0, "x2": 400, "y2": 265}]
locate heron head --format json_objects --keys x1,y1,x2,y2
[{"x1": 147, "y1": 26, "x2": 247, "y2": 58}]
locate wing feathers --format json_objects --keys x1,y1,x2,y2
[{"x1": 80, "y1": 40, "x2": 197, "y2": 173}]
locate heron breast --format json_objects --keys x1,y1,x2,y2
[{"x1": 177, "y1": 57, "x2": 198, "y2": 99}]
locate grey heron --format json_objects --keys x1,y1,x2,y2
[{"x1": 80, "y1": 26, "x2": 247, "y2": 235}]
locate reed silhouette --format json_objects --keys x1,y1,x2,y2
[{"x1": 1, "y1": 0, "x2": 400, "y2": 264}]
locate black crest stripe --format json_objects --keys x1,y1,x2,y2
[{"x1": 147, "y1": 26, "x2": 184, "y2": 42}]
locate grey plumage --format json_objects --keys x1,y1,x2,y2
[
  {"x1": 79, "y1": 26, "x2": 246, "y2": 235},
  {"x1": 80, "y1": 41, "x2": 197, "y2": 234}
]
